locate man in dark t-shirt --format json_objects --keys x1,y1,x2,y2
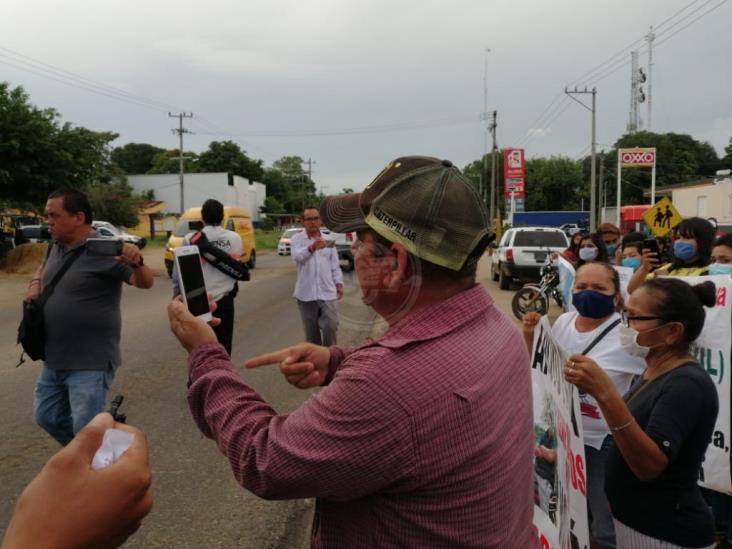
[{"x1": 25, "y1": 189, "x2": 154, "y2": 445}]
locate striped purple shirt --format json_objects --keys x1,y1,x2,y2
[{"x1": 187, "y1": 284, "x2": 536, "y2": 548}]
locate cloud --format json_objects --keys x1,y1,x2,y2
[
  {"x1": 154, "y1": 39, "x2": 325, "y2": 79},
  {"x1": 527, "y1": 127, "x2": 553, "y2": 139}
]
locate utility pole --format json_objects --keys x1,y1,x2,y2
[
  {"x1": 627, "y1": 51, "x2": 639, "y2": 133},
  {"x1": 482, "y1": 47, "x2": 491, "y2": 208},
  {"x1": 565, "y1": 87, "x2": 598, "y2": 231},
  {"x1": 169, "y1": 112, "x2": 193, "y2": 212},
  {"x1": 598, "y1": 152, "x2": 605, "y2": 218},
  {"x1": 646, "y1": 26, "x2": 655, "y2": 131},
  {"x1": 304, "y1": 158, "x2": 316, "y2": 211},
  {"x1": 489, "y1": 111, "x2": 498, "y2": 223}
]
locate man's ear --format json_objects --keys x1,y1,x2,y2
[{"x1": 383, "y1": 244, "x2": 409, "y2": 291}]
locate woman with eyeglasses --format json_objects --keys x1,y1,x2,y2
[
  {"x1": 627, "y1": 217, "x2": 715, "y2": 294},
  {"x1": 563, "y1": 278, "x2": 718, "y2": 548},
  {"x1": 523, "y1": 262, "x2": 645, "y2": 548}
]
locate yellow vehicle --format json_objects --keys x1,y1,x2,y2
[{"x1": 164, "y1": 206, "x2": 256, "y2": 277}]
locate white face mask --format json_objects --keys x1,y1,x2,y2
[{"x1": 618, "y1": 324, "x2": 651, "y2": 358}]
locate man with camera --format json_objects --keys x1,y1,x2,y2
[
  {"x1": 291, "y1": 206, "x2": 343, "y2": 346},
  {"x1": 25, "y1": 189, "x2": 153, "y2": 446},
  {"x1": 169, "y1": 157, "x2": 536, "y2": 547}
]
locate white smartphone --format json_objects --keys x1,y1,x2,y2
[{"x1": 174, "y1": 245, "x2": 213, "y2": 322}]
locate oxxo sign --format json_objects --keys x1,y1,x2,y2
[
  {"x1": 616, "y1": 147, "x2": 658, "y2": 226},
  {"x1": 620, "y1": 148, "x2": 656, "y2": 168}
]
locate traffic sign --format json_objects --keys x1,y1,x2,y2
[{"x1": 642, "y1": 197, "x2": 682, "y2": 237}]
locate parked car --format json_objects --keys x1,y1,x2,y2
[
  {"x1": 92, "y1": 221, "x2": 146, "y2": 249},
  {"x1": 558, "y1": 223, "x2": 583, "y2": 236},
  {"x1": 164, "y1": 207, "x2": 256, "y2": 276},
  {"x1": 16, "y1": 224, "x2": 52, "y2": 245},
  {"x1": 278, "y1": 228, "x2": 303, "y2": 255},
  {"x1": 331, "y1": 231, "x2": 355, "y2": 271},
  {"x1": 490, "y1": 227, "x2": 568, "y2": 290}
]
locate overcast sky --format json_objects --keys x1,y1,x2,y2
[{"x1": 2, "y1": 0, "x2": 730, "y2": 194}]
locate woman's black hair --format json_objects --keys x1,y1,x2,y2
[
  {"x1": 713, "y1": 233, "x2": 732, "y2": 250},
  {"x1": 643, "y1": 278, "x2": 716, "y2": 345},
  {"x1": 672, "y1": 217, "x2": 715, "y2": 269},
  {"x1": 577, "y1": 232, "x2": 609, "y2": 266}
]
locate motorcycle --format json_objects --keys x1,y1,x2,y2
[{"x1": 511, "y1": 260, "x2": 564, "y2": 320}]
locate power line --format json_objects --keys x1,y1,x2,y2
[
  {"x1": 0, "y1": 46, "x2": 186, "y2": 113},
  {"x1": 512, "y1": 0, "x2": 720, "y2": 148}
]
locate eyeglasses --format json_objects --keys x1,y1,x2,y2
[
  {"x1": 303, "y1": 216, "x2": 320, "y2": 221},
  {"x1": 620, "y1": 310, "x2": 665, "y2": 327}
]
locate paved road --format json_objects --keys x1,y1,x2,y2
[
  {"x1": 0, "y1": 250, "x2": 376, "y2": 548},
  {"x1": 0, "y1": 249, "x2": 554, "y2": 547}
]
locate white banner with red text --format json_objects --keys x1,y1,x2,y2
[{"x1": 531, "y1": 316, "x2": 590, "y2": 548}]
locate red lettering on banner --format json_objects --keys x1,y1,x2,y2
[
  {"x1": 717, "y1": 287, "x2": 727, "y2": 307},
  {"x1": 557, "y1": 413, "x2": 587, "y2": 496},
  {"x1": 539, "y1": 533, "x2": 550, "y2": 549},
  {"x1": 575, "y1": 454, "x2": 587, "y2": 496}
]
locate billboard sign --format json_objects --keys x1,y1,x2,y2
[{"x1": 619, "y1": 147, "x2": 656, "y2": 168}]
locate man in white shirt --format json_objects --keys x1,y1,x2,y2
[
  {"x1": 173, "y1": 199, "x2": 242, "y2": 354},
  {"x1": 291, "y1": 206, "x2": 344, "y2": 345}
]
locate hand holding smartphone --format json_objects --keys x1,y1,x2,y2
[
  {"x1": 642, "y1": 238, "x2": 661, "y2": 271},
  {"x1": 174, "y1": 246, "x2": 212, "y2": 322}
]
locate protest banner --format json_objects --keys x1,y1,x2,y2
[
  {"x1": 681, "y1": 275, "x2": 732, "y2": 495},
  {"x1": 613, "y1": 265, "x2": 633, "y2": 303},
  {"x1": 531, "y1": 316, "x2": 589, "y2": 548},
  {"x1": 557, "y1": 256, "x2": 575, "y2": 314}
]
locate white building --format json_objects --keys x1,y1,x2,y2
[{"x1": 126, "y1": 173, "x2": 266, "y2": 221}]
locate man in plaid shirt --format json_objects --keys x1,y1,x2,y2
[{"x1": 169, "y1": 156, "x2": 536, "y2": 548}]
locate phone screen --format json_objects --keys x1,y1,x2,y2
[{"x1": 177, "y1": 253, "x2": 211, "y2": 317}]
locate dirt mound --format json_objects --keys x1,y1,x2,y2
[{"x1": 1, "y1": 243, "x2": 48, "y2": 274}]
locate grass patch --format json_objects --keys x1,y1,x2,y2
[
  {"x1": 145, "y1": 234, "x2": 170, "y2": 248},
  {"x1": 256, "y1": 230, "x2": 281, "y2": 250}
]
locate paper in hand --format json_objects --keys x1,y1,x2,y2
[{"x1": 91, "y1": 428, "x2": 134, "y2": 470}]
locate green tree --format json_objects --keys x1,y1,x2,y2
[
  {"x1": 0, "y1": 82, "x2": 123, "y2": 206},
  {"x1": 271, "y1": 156, "x2": 317, "y2": 212},
  {"x1": 148, "y1": 149, "x2": 200, "y2": 174},
  {"x1": 86, "y1": 180, "x2": 143, "y2": 228},
  {"x1": 197, "y1": 140, "x2": 264, "y2": 181},
  {"x1": 524, "y1": 156, "x2": 584, "y2": 211},
  {"x1": 722, "y1": 137, "x2": 732, "y2": 168},
  {"x1": 111, "y1": 143, "x2": 165, "y2": 174}
]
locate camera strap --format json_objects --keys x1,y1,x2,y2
[
  {"x1": 581, "y1": 318, "x2": 621, "y2": 356},
  {"x1": 190, "y1": 231, "x2": 250, "y2": 282},
  {"x1": 37, "y1": 245, "x2": 85, "y2": 307}
]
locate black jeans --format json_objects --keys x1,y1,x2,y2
[{"x1": 212, "y1": 293, "x2": 234, "y2": 355}]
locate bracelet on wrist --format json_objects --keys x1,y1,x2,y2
[{"x1": 610, "y1": 418, "x2": 635, "y2": 433}]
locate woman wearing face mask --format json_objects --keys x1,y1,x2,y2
[
  {"x1": 522, "y1": 262, "x2": 646, "y2": 549},
  {"x1": 709, "y1": 234, "x2": 732, "y2": 276},
  {"x1": 577, "y1": 233, "x2": 610, "y2": 267},
  {"x1": 628, "y1": 217, "x2": 715, "y2": 293},
  {"x1": 620, "y1": 232, "x2": 646, "y2": 272},
  {"x1": 599, "y1": 223, "x2": 622, "y2": 264},
  {"x1": 564, "y1": 279, "x2": 718, "y2": 548},
  {"x1": 563, "y1": 232, "x2": 584, "y2": 266}
]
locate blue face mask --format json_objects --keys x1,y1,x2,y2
[
  {"x1": 606, "y1": 243, "x2": 618, "y2": 256},
  {"x1": 673, "y1": 240, "x2": 696, "y2": 261},
  {"x1": 622, "y1": 257, "x2": 641, "y2": 271},
  {"x1": 579, "y1": 247, "x2": 598, "y2": 261},
  {"x1": 572, "y1": 290, "x2": 616, "y2": 319},
  {"x1": 709, "y1": 263, "x2": 732, "y2": 276}
]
